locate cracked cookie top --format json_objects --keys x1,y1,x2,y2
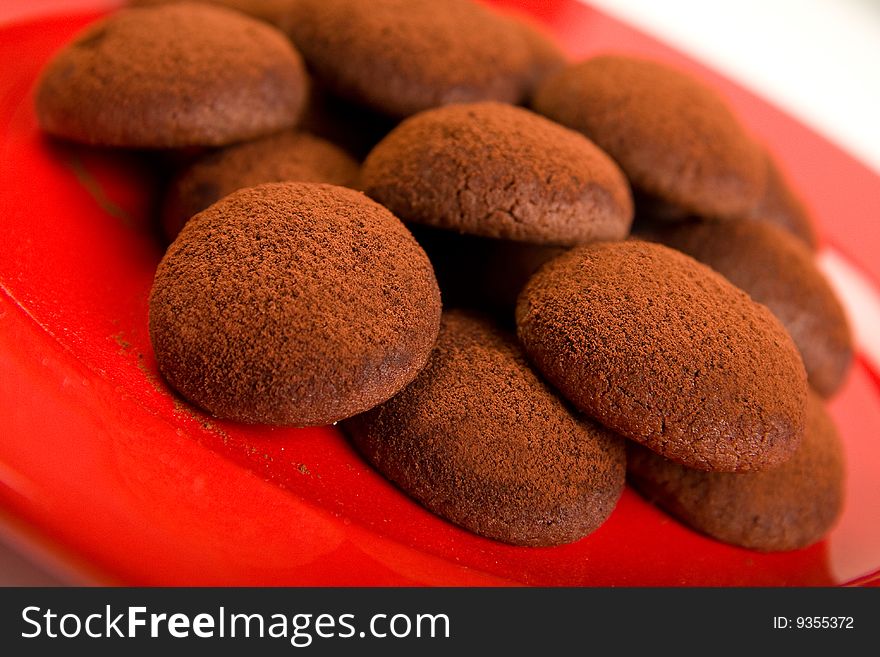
[
  {"x1": 360, "y1": 102, "x2": 633, "y2": 246},
  {"x1": 515, "y1": 240, "x2": 808, "y2": 472}
]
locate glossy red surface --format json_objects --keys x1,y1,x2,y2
[{"x1": 1, "y1": 1, "x2": 879, "y2": 586}]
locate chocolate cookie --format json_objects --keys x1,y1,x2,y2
[
  {"x1": 36, "y1": 4, "x2": 307, "y2": 148},
  {"x1": 628, "y1": 392, "x2": 844, "y2": 552},
  {"x1": 516, "y1": 240, "x2": 808, "y2": 472},
  {"x1": 533, "y1": 55, "x2": 765, "y2": 220},
  {"x1": 162, "y1": 130, "x2": 359, "y2": 239},
  {"x1": 646, "y1": 220, "x2": 852, "y2": 398},
  {"x1": 149, "y1": 182, "x2": 441, "y2": 426},
  {"x1": 362, "y1": 102, "x2": 633, "y2": 245},
  {"x1": 345, "y1": 311, "x2": 626, "y2": 547},
  {"x1": 745, "y1": 153, "x2": 820, "y2": 249},
  {"x1": 286, "y1": 0, "x2": 537, "y2": 118}
]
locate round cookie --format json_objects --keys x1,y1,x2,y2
[
  {"x1": 345, "y1": 311, "x2": 626, "y2": 547},
  {"x1": 745, "y1": 153, "x2": 819, "y2": 249},
  {"x1": 149, "y1": 182, "x2": 441, "y2": 426},
  {"x1": 627, "y1": 392, "x2": 844, "y2": 552},
  {"x1": 285, "y1": 0, "x2": 536, "y2": 118},
  {"x1": 516, "y1": 240, "x2": 808, "y2": 473},
  {"x1": 162, "y1": 130, "x2": 359, "y2": 240},
  {"x1": 36, "y1": 3, "x2": 307, "y2": 148},
  {"x1": 533, "y1": 55, "x2": 766, "y2": 220},
  {"x1": 362, "y1": 102, "x2": 633, "y2": 245},
  {"x1": 646, "y1": 220, "x2": 852, "y2": 398}
]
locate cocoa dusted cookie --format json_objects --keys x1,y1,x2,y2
[
  {"x1": 362, "y1": 102, "x2": 633, "y2": 245},
  {"x1": 646, "y1": 220, "x2": 852, "y2": 398},
  {"x1": 149, "y1": 182, "x2": 441, "y2": 426},
  {"x1": 36, "y1": 3, "x2": 307, "y2": 148},
  {"x1": 628, "y1": 392, "x2": 844, "y2": 552},
  {"x1": 745, "y1": 153, "x2": 820, "y2": 249},
  {"x1": 533, "y1": 55, "x2": 765, "y2": 220},
  {"x1": 162, "y1": 130, "x2": 359, "y2": 239},
  {"x1": 345, "y1": 311, "x2": 626, "y2": 547},
  {"x1": 516, "y1": 240, "x2": 808, "y2": 472},
  {"x1": 286, "y1": 0, "x2": 537, "y2": 118}
]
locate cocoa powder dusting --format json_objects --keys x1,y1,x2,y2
[
  {"x1": 36, "y1": 3, "x2": 308, "y2": 147},
  {"x1": 516, "y1": 240, "x2": 808, "y2": 473},
  {"x1": 345, "y1": 311, "x2": 626, "y2": 547},
  {"x1": 162, "y1": 130, "x2": 360, "y2": 239},
  {"x1": 628, "y1": 392, "x2": 844, "y2": 551},
  {"x1": 149, "y1": 182, "x2": 441, "y2": 426},
  {"x1": 533, "y1": 55, "x2": 766, "y2": 219},
  {"x1": 646, "y1": 220, "x2": 852, "y2": 398},
  {"x1": 362, "y1": 102, "x2": 633, "y2": 245},
  {"x1": 286, "y1": 0, "x2": 536, "y2": 118}
]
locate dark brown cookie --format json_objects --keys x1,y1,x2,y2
[
  {"x1": 516, "y1": 240, "x2": 808, "y2": 472},
  {"x1": 149, "y1": 182, "x2": 441, "y2": 426},
  {"x1": 646, "y1": 220, "x2": 852, "y2": 398},
  {"x1": 362, "y1": 102, "x2": 633, "y2": 245},
  {"x1": 162, "y1": 130, "x2": 359, "y2": 240},
  {"x1": 129, "y1": 0, "x2": 299, "y2": 31},
  {"x1": 745, "y1": 153, "x2": 820, "y2": 249},
  {"x1": 286, "y1": 0, "x2": 536, "y2": 118},
  {"x1": 533, "y1": 55, "x2": 765, "y2": 220},
  {"x1": 36, "y1": 4, "x2": 307, "y2": 148},
  {"x1": 628, "y1": 392, "x2": 844, "y2": 552},
  {"x1": 345, "y1": 311, "x2": 626, "y2": 547}
]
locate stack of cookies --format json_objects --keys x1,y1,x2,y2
[{"x1": 35, "y1": 0, "x2": 851, "y2": 552}]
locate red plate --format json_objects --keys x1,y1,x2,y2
[{"x1": 1, "y1": 0, "x2": 879, "y2": 586}]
